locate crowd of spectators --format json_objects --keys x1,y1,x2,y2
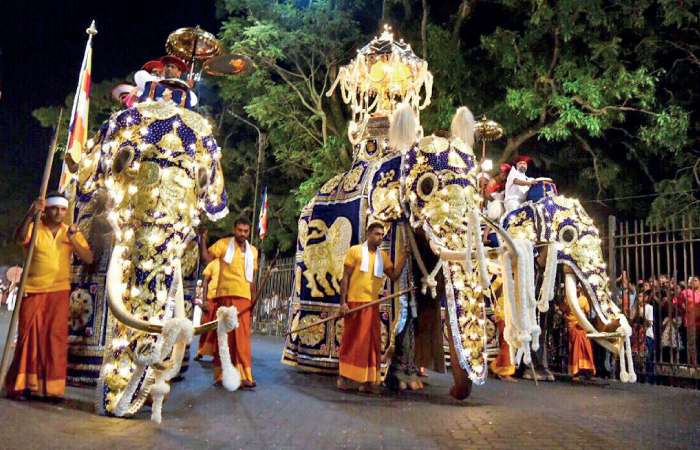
[{"x1": 617, "y1": 272, "x2": 700, "y2": 382}]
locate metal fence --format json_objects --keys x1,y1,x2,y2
[
  {"x1": 607, "y1": 215, "x2": 700, "y2": 383},
  {"x1": 252, "y1": 256, "x2": 295, "y2": 336}
]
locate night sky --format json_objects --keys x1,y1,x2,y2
[{"x1": 0, "y1": 1, "x2": 220, "y2": 191}]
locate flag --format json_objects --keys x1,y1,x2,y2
[
  {"x1": 58, "y1": 21, "x2": 96, "y2": 193},
  {"x1": 258, "y1": 187, "x2": 269, "y2": 241}
]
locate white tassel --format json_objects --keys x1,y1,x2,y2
[
  {"x1": 389, "y1": 103, "x2": 417, "y2": 151},
  {"x1": 149, "y1": 318, "x2": 193, "y2": 423},
  {"x1": 538, "y1": 242, "x2": 559, "y2": 312},
  {"x1": 216, "y1": 306, "x2": 241, "y2": 392},
  {"x1": 450, "y1": 106, "x2": 475, "y2": 149},
  {"x1": 468, "y1": 211, "x2": 491, "y2": 293},
  {"x1": 625, "y1": 336, "x2": 637, "y2": 382}
]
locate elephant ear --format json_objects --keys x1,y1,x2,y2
[{"x1": 199, "y1": 136, "x2": 228, "y2": 221}]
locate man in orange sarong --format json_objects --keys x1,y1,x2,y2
[
  {"x1": 337, "y1": 221, "x2": 405, "y2": 394},
  {"x1": 489, "y1": 275, "x2": 517, "y2": 382},
  {"x1": 6, "y1": 193, "x2": 93, "y2": 400},
  {"x1": 199, "y1": 217, "x2": 258, "y2": 388},
  {"x1": 565, "y1": 290, "x2": 596, "y2": 380},
  {"x1": 195, "y1": 258, "x2": 220, "y2": 361}
]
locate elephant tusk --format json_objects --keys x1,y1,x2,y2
[
  {"x1": 106, "y1": 244, "x2": 164, "y2": 334},
  {"x1": 105, "y1": 244, "x2": 218, "y2": 336},
  {"x1": 479, "y1": 213, "x2": 520, "y2": 260},
  {"x1": 564, "y1": 273, "x2": 619, "y2": 356}
]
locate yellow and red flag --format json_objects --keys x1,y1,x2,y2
[
  {"x1": 258, "y1": 186, "x2": 269, "y2": 241},
  {"x1": 58, "y1": 21, "x2": 96, "y2": 193}
]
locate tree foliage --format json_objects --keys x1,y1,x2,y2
[{"x1": 23, "y1": 0, "x2": 700, "y2": 256}]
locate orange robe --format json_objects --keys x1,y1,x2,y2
[
  {"x1": 567, "y1": 295, "x2": 596, "y2": 376},
  {"x1": 489, "y1": 278, "x2": 515, "y2": 377},
  {"x1": 207, "y1": 238, "x2": 258, "y2": 383},
  {"x1": 197, "y1": 260, "x2": 220, "y2": 358},
  {"x1": 6, "y1": 221, "x2": 90, "y2": 398},
  {"x1": 338, "y1": 245, "x2": 392, "y2": 384}
]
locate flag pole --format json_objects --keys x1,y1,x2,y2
[
  {"x1": 60, "y1": 20, "x2": 97, "y2": 226},
  {"x1": 0, "y1": 110, "x2": 64, "y2": 393}
]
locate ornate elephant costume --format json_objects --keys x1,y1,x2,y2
[
  {"x1": 284, "y1": 27, "x2": 635, "y2": 397},
  {"x1": 282, "y1": 118, "x2": 404, "y2": 375},
  {"x1": 71, "y1": 101, "x2": 237, "y2": 421},
  {"x1": 502, "y1": 195, "x2": 636, "y2": 382}
]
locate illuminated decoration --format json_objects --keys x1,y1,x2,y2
[
  {"x1": 73, "y1": 99, "x2": 239, "y2": 422},
  {"x1": 502, "y1": 193, "x2": 637, "y2": 383},
  {"x1": 327, "y1": 25, "x2": 433, "y2": 144}
]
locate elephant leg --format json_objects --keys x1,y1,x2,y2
[
  {"x1": 303, "y1": 270, "x2": 323, "y2": 297},
  {"x1": 444, "y1": 308, "x2": 472, "y2": 400}
]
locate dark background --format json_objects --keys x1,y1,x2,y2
[{"x1": 0, "y1": 0, "x2": 220, "y2": 191}]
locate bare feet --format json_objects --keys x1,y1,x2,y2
[
  {"x1": 358, "y1": 383, "x2": 382, "y2": 394},
  {"x1": 336, "y1": 377, "x2": 353, "y2": 391}
]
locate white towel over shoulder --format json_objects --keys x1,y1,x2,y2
[
  {"x1": 360, "y1": 242, "x2": 384, "y2": 278},
  {"x1": 223, "y1": 238, "x2": 255, "y2": 282}
]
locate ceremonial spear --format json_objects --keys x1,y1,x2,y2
[
  {"x1": 0, "y1": 110, "x2": 63, "y2": 392},
  {"x1": 285, "y1": 287, "x2": 414, "y2": 337}
]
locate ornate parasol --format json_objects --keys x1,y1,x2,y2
[
  {"x1": 327, "y1": 24, "x2": 433, "y2": 143},
  {"x1": 203, "y1": 53, "x2": 253, "y2": 76},
  {"x1": 165, "y1": 26, "x2": 221, "y2": 79},
  {"x1": 474, "y1": 115, "x2": 504, "y2": 166}
]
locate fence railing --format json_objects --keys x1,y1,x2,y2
[
  {"x1": 252, "y1": 256, "x2": 295, "y2": 336},
  {"x1": 607, "y1": 214, "x2": 700, "y2": 383}
]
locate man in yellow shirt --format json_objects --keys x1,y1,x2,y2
[
  {"x1": 6, "y1": 193, "x2": 93, "y2": 400},
  {"x1": 338, "y1": 221, "x2": 405, "y2": 393},
  {"x1": 195, "y1": 259, "x2": 220, "y2": 360},
  {"x1": 199, "y1": 217, "x2": 258, "y2": 388}
]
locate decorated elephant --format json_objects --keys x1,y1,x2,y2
[
  {"x1": 283, "y1": 104, "x2": 525, "y2": 398},
  {"x1": 71, "y1": 101, "x2": 241, "y2": 422},
  {"x1": 499, "y1": 192, "x2": 636, "y2": 382}
]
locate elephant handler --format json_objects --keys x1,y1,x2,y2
[
  {"x1": 337, "y1": 221, "x2": 406, "y2": 394},
  {"x1": 563, "y1": 287, "x2": 597, "y2": 381},
  {"x1": 194, "y1": 258, "x2": 220, "y2": 361},
  {"x1": 199, "y1": 217, "x2": 258, "y2": 388},
  {"x1": 6, "y1": 192, "x2": 93, "y2": 401}
]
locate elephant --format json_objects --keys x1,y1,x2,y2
[
  {"x1": 72, "y1": 101, "x2": 239, "y2": 422},
  {"x1": 499, "y1": 193, "x2": 637, "y2": 382},
  {"x1": 283, "y1": 105, "x2": 522, "y2": 399}
]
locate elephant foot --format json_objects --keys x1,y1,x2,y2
[
  {"x1": 543, "y1": 368, "x2": 555, "y2": 382},
  {"x1": 449, "y1": 380, "x2": 472, "y2": 400}
]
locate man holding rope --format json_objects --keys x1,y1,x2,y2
[
  {"x1": 199, "y1": 217, "x2": 258, "y2": 389},
  {"x1": 337, "y1": 221, "x2": 406, "y2": 394},
  {"x1": 5, "y1": 192, "x2": 93, "y2": 400}
]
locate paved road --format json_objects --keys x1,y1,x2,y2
[{"x1": 0, "y1": 309, "x2": 698, "y2": 449}]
